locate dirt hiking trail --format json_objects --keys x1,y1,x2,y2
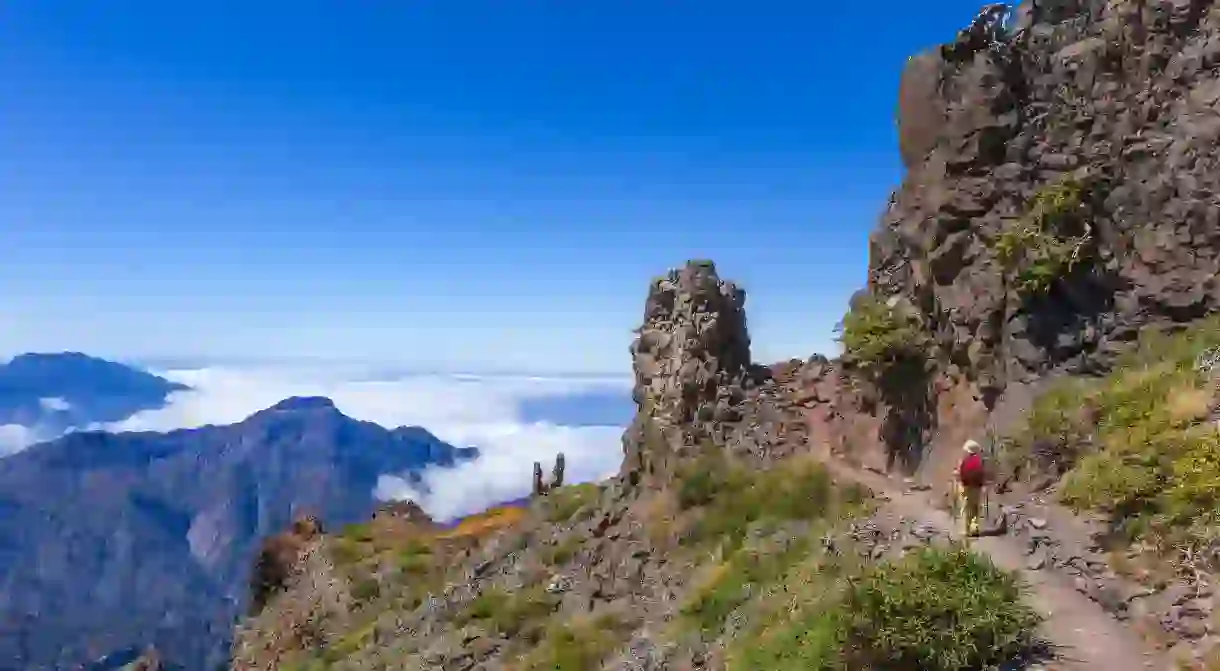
[{"x1": 812, "y1": 447, "x2": 1171, "y2": 671}]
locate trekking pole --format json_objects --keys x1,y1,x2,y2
[{"x1": 983, "y1": 424, "x2": 996, "y2": 531}]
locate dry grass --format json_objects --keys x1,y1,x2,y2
[
  {"x1": 436, "y1": 504, "x2": 527, "y2": 540},
  {"x1": 1005, "y1": 315, "x2": 1220, "y2": 555},
  {"x1": 638, "y1": 489, "x2": 680, "y2": 548},
  {"x1": 1167, "y1": 385, "x2": 1215, "y2": 424}
]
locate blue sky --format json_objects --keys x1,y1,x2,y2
[{"x1": 0, "y1": 1, "x2": 988, "y2": 373}]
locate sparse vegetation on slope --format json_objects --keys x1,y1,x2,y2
[
  {"x1": 735, "y1": 546, "x2": 1042, "y2": 671},
  {"x1": 675, "y1": 452, "x2": 863, "y2": 551},
  {"x1": 520, "y1": 614, "x2": 628, "y2": 671},
  {"x1": 541, "y1": 482, "x2": 602, "y2": 523},
  {"x1": 1004, "y1": 316, "x2": 1220, "y2": 557},
  {"x1": 233, "y1": 261, "x2": 1050, "y2": 671}
]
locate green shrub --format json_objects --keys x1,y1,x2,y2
[
  {"x1": 837, "y1": 547, "x2": 1041, "y2": 670},
  {"x1": 676, "y1": 450, "x2": 730, "y2": 509},
  {"x1": 329, "y1": 538, "x2": 365, "y2": 566},
  {"x1": 542, "y1": 535, "x2": 583, "y2": 566},
  {"x1": 350, "y1": 577, "x2": 381, "y2": 602},
  {"x1": 836, "y1": 295, "x2": 926, "y2": 375},
  {"x1": 457, "y1": 585, "x2": 559, "y2": 641},
  {"x1": 739, "y1": 547, "x2": 1041, "y2": 671},
  {"x1": 279, "y1": 656, "x2": 329, "y2": 671},
  {"x1": 340, "y1": 522, "x2": 375, "y2": 543},
  {"x1": 544, "y1": 483, "x2": 601, "y2": 522},
  {"x1": 1007, "y1": 316, "x2": 1220, "y2": 552},
  {"x1": 522, "y1": 615, "x2": 625, "y2": 671},
  {"x1": 319, "y1": 620, "x2": 376, "y2": 663},
  {"x1": 396, "y1": 540, "x2": 433, "y2": 575},
  {"x1": 682, "y1": 538, "x2": 811, "y2": 634},
  {"x1": 995, "y1": 177, "x2": 1092, "y2": 296},
  {"x1": 677, "y1": 455, "x2": 843, "y2": 551}
]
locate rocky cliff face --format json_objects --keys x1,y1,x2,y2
[
  {"x1": 798, "y1": 0, "x2": 1220, "y2": 483},
  {"x1": 885, "y1": 0, "x2": 1220, "y2": 389},
  {"x1": 621, "y1": 261, "x2": 808, "y2": 484}
]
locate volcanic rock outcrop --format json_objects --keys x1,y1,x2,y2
[
  {"x1": 619, "y1": 260, "x2": 752, "y2": 483},
  {"x1": 793, "y1": 0, "x2": 1220, "y2": 484},
  {"x1": 886, "y1": 0, "x2": 1220, "y2": 391}
]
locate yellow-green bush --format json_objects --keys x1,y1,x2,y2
[
  {"x1": 675, "y1": 453, "x2": 855, "y2": 551},
  {"x1": 1009, "y1": 316, "x2": 1220, "y2": 549},
  {"x1": 737, "y1": 547, "x2": 1041, "y2": 671},
  {"x1": 995, "y1": 177, "x2": 1092, "y2": 296},
  {"x1": 521, "y1": 615, "x2": 625, "y2": 671},
  {"x1": 543, "y1": 483, "x2": 602, "y2": 523},
  {"x1": 350, "y1": 577, "x2": 380, "y2": 602},
  {"x1": 836, "y1": 295, "x2": 927, "y2": 375},
  {"x1": 456, "y1": 584, "x2": 559, "y2": 642},
  {"x1": 682, "y1": 538, "x2": 811, "y2": 634}
]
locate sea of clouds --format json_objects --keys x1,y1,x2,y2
[{"x1": 0, "y1": 364, "x2": 634, "y2": 521}]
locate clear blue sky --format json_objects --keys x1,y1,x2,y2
[{"x1": 0, "y1": 1, "x2": 988, "y2": 374}]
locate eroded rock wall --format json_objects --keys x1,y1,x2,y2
[
  {"x1": 883, "y1": 0, "x2": 1220, "y2": 395},
  {"x1": 808, "y1": 0, "x2": 1220, "y2": 488}
]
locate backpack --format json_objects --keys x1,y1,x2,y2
[{"x1": 959, "y1": 453, "x2": 985, "y2": 488}]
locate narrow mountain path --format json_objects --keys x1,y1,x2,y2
[{"x1": 810, "y1": 445, "x2": 1171, "y2": 671}]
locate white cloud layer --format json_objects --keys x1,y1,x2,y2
[
  {"x1": 39, "y1": 396, "x2": 71, "y2": 412},
  {"x1": 0, "y1": 399, "x2": 74, "y2": 455},
  {"x1": 0, "y1": 424, "x2": 41, "y2": 457},
  {"x1": 102, "y1": 365, "x2": 632, "y2": 521}
]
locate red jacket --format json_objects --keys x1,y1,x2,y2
[{"x1": 959, "y1": 453, "x2": 985, "y2": 488}]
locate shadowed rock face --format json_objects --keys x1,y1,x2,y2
[
  {"x1": 884, "y1": 0, "x2": 1220, "y2": 393},
  {"x1": 786, "y1": 0, "x2": 1220, "y2": 486},
  {"x1": 0, "y1": 398, "x2": 477, "y2": 670}
]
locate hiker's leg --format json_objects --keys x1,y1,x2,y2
[
  {"x1": 965, "y1": 487, "x2": 981, "y2": 535},
  {"x1": 956, "y1": 483, "x2": 970, "y2": 535}
]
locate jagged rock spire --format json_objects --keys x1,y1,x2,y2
[
  {"x1": 532, "y1": 452, "x2": 566, "y2": 496},
  {"x1": 620, "y1": 260, "x2": 752, "y2": 484}
]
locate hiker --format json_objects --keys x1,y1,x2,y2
[{"x1": 957, "y1": 439, "x2": 986, "y2": 537}]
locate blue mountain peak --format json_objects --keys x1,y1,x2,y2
[{"x1": 265, "y1": 396, "x2": 338, "y2": 412}]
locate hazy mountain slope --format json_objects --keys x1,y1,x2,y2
[
  {"x1": 0, "y1": 396, "x2": 477, "y2": 671},
  {"x1": 0, "y1": 352, "x2": 189, "y2": 436}
]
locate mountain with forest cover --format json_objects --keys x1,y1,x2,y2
[
  {"x1": 0, "y1": 396, "x2": 478, "y2": 671},
  {"x1": 0, "y1": 352, "x2": 190, "y2": 441}
]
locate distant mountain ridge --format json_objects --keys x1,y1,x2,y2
[
  {"x1": 0, "y1": 352, "x2": 189, "y2": 437},
  {"x1": 0, "y1": 394, "x2": 478, "y2": 670}
]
